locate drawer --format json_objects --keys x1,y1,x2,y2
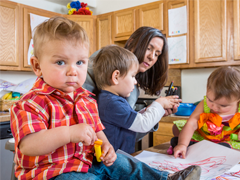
[
  {"x1": 156, "y1": 122, "x2": 173, "y2": 135},
  {"x1": 153, "y1": 134, "x2": 173, "y2": 146}
]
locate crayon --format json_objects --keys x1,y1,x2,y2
[
  {"x1": 94, "y1": 139, "x2": 103, "y2": 162},
  {"x1": 165, "y1": 81, "x2": 174, "y2": 96},
  {"x1": 173, "y1": 87, "x2": 178, "y2": 95}
]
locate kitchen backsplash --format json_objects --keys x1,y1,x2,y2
[{"x1": 166, "y1": 69, "x2": 181, "y2": 87}]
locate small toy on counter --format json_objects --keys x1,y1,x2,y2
[
  {"x1": 2, "y1": 92, "x2": 13, "y2": 100},
  {"x1": 0, "y1": 91, "x2": 21, "y2": 111},
  {"x1": 1, "y1": 92, "x2": 21, "y2": 100},
  {"x1": 94, "y1": 139, "x2": 103, "y2": 162}
]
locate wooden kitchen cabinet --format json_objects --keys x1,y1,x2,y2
[
  {"x1": 234, "y1": 0, "x2": 240, "y2": 61},
  {"x1": 170, "y1": 0, "x2": 240, "y2": 69},
  {"x1": 193, "y1": 0, "x2": 228, "y2": 64},
  {"x1": 137, "y1": 1, "x2": 165, "y2": 34},
  {"x1": 23, "y1": 5, "x2": 61, "y2": 70},
  {"x1": 96, "y1": 12, "x2": 112, "y2": 50},
  {"x1": 0, "y1": 1, "x2": 22, "y2": 70},
  {"x1": 166, "y1": 0, "x2": 190, "y2": 68},
  {"x1": 112, "y1": 8, "x2": 136, "y2": 41},
  {"x1": 66, "y1": 15, "x2": 96, "y2": 56},
  {"x1": 153, "y1": 116, "x2": 188, "y2": 146},
  {"x1": 1, "y1": 1, "x2": 97, "y2": 72}
]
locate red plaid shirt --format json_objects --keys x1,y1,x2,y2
[{"x1": 11, "y1": 78, "x2": 104, "y2": 180}]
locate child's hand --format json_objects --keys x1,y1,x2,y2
[
  {"x1": 155, "y1": 96, "x2": 181, "y2": 109},
  {"x1": 69, "y1": 123, "x2": 97, "y2": 145},
  {"x1": 100, "y1": 142, "x2": 117, "y2": 166},
  {"x1": 173, "y1": 144, "x2": 187, "y2": 159}
]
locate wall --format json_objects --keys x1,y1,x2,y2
[
  {"x1": 181, "y1": 68, "x2": 216, "y2": 103},
  {"x1": 9, "y1": 0, "x2": 97, "y2": 14},
  {"x1": 10, "y1": 0, "x2": 68, "y2": 14},
  {"x1": 95, "y1": 0, "x2": 159, "y2": 14}
]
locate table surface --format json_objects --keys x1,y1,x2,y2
[{"x1": 132, "y1": 142, "x2": 170, "y2": 156}]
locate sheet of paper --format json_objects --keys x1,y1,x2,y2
[
  {"x1": 168, "y1": 36, "x2": 187, "y2": 64},
  {"x1": 6, "y1": 78, "x2": 36, "y2": 94},
  {"x1": 168, "y1": 6, "x2": 187, "y2": 36},
  {"x1": 30, "y1": 13, "x2": 49, "y2": 37},
  {"x1": 0, "y1": 79, "x2": 16, "y2": 91},
  {"x1": 134, "y1": 140, "x2": 240, "y2": 180},
  {"x1": 212, "y1": 163, "x2": 240, "y2": 179},
  {"x1": 28, "y1": 39, "x2": 34, "y2": 65}
]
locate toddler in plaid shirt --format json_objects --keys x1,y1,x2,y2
[
  {"x1": 11, "y1": 16, "x2": 200, "y2": 180},
  {"x1": 11, "y1": 16, "x2": 115, "y2": 180}
]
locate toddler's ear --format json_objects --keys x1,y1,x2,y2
[
  {"x1": 31, "y1": 56, "x2": 42, "y2": 77},
  {"x1": 111, "y1": 70, "x2": 120, "y2": 85}
]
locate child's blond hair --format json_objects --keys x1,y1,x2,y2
[
  {"x1": 207, "y1": 66, "x2": 240, "y2": 100},
  {"x1": 33, "y1": 16, "x2": 89, "y2": 59},
  {"x1": 93, "y1": 45, "x2": 139, "y2": 90}
]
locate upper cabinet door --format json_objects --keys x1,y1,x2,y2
[
  {"x1": 167, "y1": 0, "x2": 190, "y2": 68},
  {"x1": 138, "y1": 1, "x2": 165, "y2": 34},
  {"x1": 23, "y1": 5, "x2": 61, "y2": 70},
  {"x1": 0, "y1": 1, "x2": 20, "y2": 68},
  {"x1": 194, "y1": 0, "x2": 227, "y2": 63},
  {"x1": 234, "y1": 0, "x2": 240, "y2": 61},
  {"x1": 113, "y1": 8, "x2": 135, "y2": 40},
  {"x1": 97, "y1": 13, "x2": 112, "y2": 50},
  {"x1": 66, "y1": 15, "x2": 96, "y2": 57}
]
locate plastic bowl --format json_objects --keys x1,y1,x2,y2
[{"x1": 174, "y1": 103, "x2": 196, "y2": 116}]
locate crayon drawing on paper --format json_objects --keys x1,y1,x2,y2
[{"x1": 134, "y1": 141, "x2": 240, "y2": 180}]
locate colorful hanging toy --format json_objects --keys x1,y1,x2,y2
[{"x1": 67, "y1": 1, "x2": 93, "y2": 15}]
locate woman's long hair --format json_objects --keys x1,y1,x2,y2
[{"x1": 124, "y1": 26, "x2": 168, "y2": 95}]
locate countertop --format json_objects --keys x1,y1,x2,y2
[
  {"x1": 160, "y1": 114, "x2": 189, "y2": 123},
  {"x1": 0, "y1": 112, "x2": 10, "y2": 122}
]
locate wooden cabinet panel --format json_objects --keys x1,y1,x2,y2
[
  {"x1": 0, "y1": 1, "x2": 21, "y2": 70},
  {"x1": 167, "y1": 0, "x2": 190, "y2": 67},
  {"x1": 194, "y1": 0, "x2": 227, "y2": 63},
  {"x1": 113, "y1": 9, "x2": 135, "y2": 40},
  {"x1": 23, "y1": 6, "x2": 61, "y2": 70},
  {"x1": 153, "y1": 122, "x2": 173, "y2": 146},
  {"x1": 153, "y1": 116, "x2": 188, "y2": 146},
  {"x1": 234, "y1": 0, "x2": 240, "y2": 61},
  {"x1": 96, "y1": 13, "x2": 112, "y2": 50},
  {"x1": 169, "y1": 0, "x2": 237, "y2": 69},
  {"x1": 66, "y1": 15, "x2": 96, "y2": 56},
  {"x1": 138, "y1": 1, "x2": 164, "y2": 33},
  {"x1": 153, "y1": 133, "x2": 173, "y2": 146}
]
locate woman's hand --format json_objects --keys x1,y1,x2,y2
[{"x1": 164, "y1": 104, "x2": 178, "y2": 116}]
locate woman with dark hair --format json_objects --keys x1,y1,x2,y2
[
  {"x1": 83, "y1": 26, "x2": 180, "y2": 141},
  {"x1": 124, "y1": 26, "x2": 169, "y2": 108}
]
